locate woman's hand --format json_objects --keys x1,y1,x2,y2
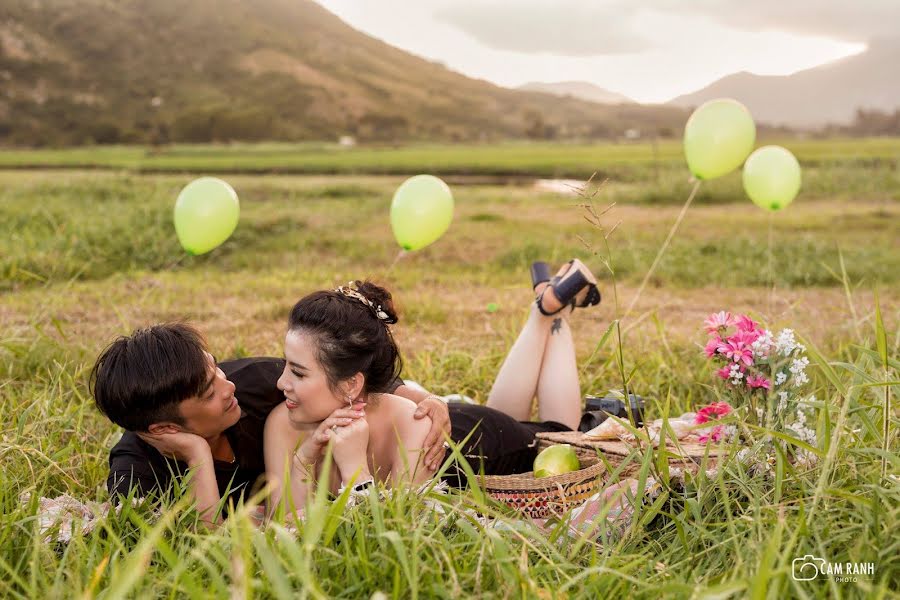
[
  {"x1": 330, "y1": 416, "x2": 371, "y2": 483},
  {"x1": 294, "y1": 404, "x2": 366, "y2": 468}
]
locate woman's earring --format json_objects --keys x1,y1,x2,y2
[{"x1": 347, "y1": 394, "x2": 353, "y2": 408}]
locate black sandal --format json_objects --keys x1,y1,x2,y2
[
  {"x1": 530, "y1": 261, "x2": 552, "y2": 291},
  {"x1": 535, "y1": 259, "x2": 601, "y2": 315}
]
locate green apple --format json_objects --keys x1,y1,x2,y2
[{"x1": 533, "y1": 444, "x2": 581, "y2": 478}]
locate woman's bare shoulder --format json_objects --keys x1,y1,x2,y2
[
  {"x1": 376, "y1": 393, "x2": 428, "y2": 433},
  {"x1": 377, "y1": 392, "x2": 417, "y2": 412}
]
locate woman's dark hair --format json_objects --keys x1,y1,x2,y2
[
  {"x1": 288, "y1": 280, "x2": 402, "y2": 395},
  {"x1": 90, "y1": 323, "x2": 210, "y2": 431}
]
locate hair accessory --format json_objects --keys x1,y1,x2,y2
[{"x1": 334, "y1": 282, "x2": 392, "y2": 322}]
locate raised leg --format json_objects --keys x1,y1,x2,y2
[
  {"x1": 486, "y1": 300, "x2": 554, "y2": 421},
  {"x1": 535, "y1": 315, "x2": 581, "y2": 430}
]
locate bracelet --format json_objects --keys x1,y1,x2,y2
[
  {"x1": 423, "y1": 393, "x2": 448, "y2": 405},
  {"x1": 338, "y1": 477, "x2": 375, "y2": 495}
]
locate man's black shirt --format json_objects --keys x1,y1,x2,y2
[{"x1": 107, "y1": 357, "x2": 285, "y2": 503}]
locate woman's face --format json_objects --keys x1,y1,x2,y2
[{"x1": 277, "y1": 330, "x2": 349, "y2": 425}]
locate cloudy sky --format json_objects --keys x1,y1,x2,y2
[{"x1": 315, "y1": 1, "x2": 896, "y2": 103}]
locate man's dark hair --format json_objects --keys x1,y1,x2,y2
[{"x1": 90, "y1": 323, "x2": 211, "y2": 431}]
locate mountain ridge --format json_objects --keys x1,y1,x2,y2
[
  {"x1": 0, "y1": 0, "x2": 687, "y2": 145},
  {"x1": 666, "y1": 40, "x2": 900, "y2": 127}
]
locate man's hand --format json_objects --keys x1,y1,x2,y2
[
  {"x1": 413, "y1": 395, "x2": 451, "y2": 471},
  {"x1": 137, "y1": 429, "x2": 211, "y2": 465},
  {"x1": 137, "y1": 429, "x2": 220, "y2": 526}
]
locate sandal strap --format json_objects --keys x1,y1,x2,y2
[
  {"x1": 577, "y1": 285, "x2": 602, "y2": 308},
  {"x1": 550, "y1": 268, "x2": 590, "y2": 307},
  {"x1": 530, "y1": 261, "x2": 552, "y2": 289},
  {"x1": 535, "y1": 288, "x2": 563, "y2": 316}
]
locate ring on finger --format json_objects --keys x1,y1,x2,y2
[{"x1": 331, "y1": 424, "x2": 339, "y2": 433}]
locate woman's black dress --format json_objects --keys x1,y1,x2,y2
[{"x1": 441, "y1": 403, "x2": 572, "y2": 488}]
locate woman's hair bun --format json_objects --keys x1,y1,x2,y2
[{"x1": 353, "y1": 280, "x2": 399, "y2": 324}]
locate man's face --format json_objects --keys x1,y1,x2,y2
[{"x1": 175, "y1": 352, "x2": 240, "y2": 439}]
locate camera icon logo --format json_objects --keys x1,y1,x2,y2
[{"x1": 792, "y1": 555, "x2": 826, "y2": 581}]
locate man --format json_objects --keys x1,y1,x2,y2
[{"x1": 91, "y1": 323, "x2": 450, "y2": 520}]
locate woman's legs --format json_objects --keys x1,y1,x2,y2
[
  {"x1": 535, "y1": 315, "x2": 581, "y2": 429},
  {"x1": 485, "y1": 302, "x2": 552, "y2": 421},
  {"x1": 486, "y1": 282, "x2": 582, "y2": 430}
]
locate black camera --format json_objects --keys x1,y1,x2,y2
[{"x1": 578, "y1": 393, "x2": 645, "y2": 432}]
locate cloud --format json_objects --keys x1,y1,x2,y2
[
  {"x1": 434, "y1": 0, "x2": 898, "y2": 56},
  {"x1": 434, "y1": 1, "x2": 653, "y2": 56},
  {"x1": 663, "y1": 0, "x2": 900, "y2": 43}
]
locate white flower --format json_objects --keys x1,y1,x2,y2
[
  {"x1": 777, "y1": 392, "x2": 789, "y2": 413},
  {"x1": 789, "y1": 357, "x2": 809, "y2": 373},
  {"x1": 751, "y1": 330, "x2": 774, "y2": 358},
  {"x1": 789, "y1": 357, "x2": 810, "y2": 388},
  {"x1": 775, "y1": 329, "x2": 798, "y2": 356},
  {"x1": 775, "y1": 372, "x2": 787, "y2": 386},
  {"x1": 729, "y1": 363, "x2": 744, "y2": 385}
]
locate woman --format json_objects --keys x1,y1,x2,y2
[{"x1": 264, "y1": 259, "x2": 601, "y2": 512}]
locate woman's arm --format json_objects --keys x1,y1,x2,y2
[
  {"x1": 394, "y1": 384, "x2": 451, "y2": 471},
  {"x1": 265, "y1": 404, "x2": 367, "y2": 516},
  {"x1": 263, "y1": 403, "x2": 313, "y2": 517},
  {"x1": 389, "y1": 413, "x2": 439, "y2": 487}
]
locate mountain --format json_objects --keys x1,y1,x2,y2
[
  {"x1": 667, "y1": 39, "x2": 900, "y2": 128},
  {"x1": 0, "y1": 0, "x2": 687, "y2": 146},
  {"x1": 518, "y1": 82, "x2": 634, "y2": 105}
]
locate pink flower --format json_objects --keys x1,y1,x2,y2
[
  {"x1": 699, "y1": 425, "x2": 725, "y2": 443},
  {"x1": 695, "y1": 402, "x2": 732, "y2": 424},
  {"x1": 720, "y1": 336, "x2": 754, "y2": 366},
  {"x1": 731, "y1": 328, "x2": 760, "y2": 346},
  {"x1": 716, "y1": 365, "x2": 731, "y2": 380},
  {"x1": 704, "y1": 311, "x2": 736, "y2": 335},
  {"x1": 735, "y1": 315, "x2": 758, "y2": 333},
  {"x1": 705, "y1": 337, "x2": 722, "y2": 358},
  {"x1": 747, "y1": 375, "x2": 771, "y2": 390}
]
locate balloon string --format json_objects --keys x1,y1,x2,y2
[
  {"x1": 625, "y1": 178, "x2": 702, "y2": 318},
  {"x1": 767, "y1": 212, "x2": 774, "y2": 318},
  {"x1": 384, "y1": 249, "x2": 406, "y2": 276},
  {"x1": 164, "y1": 253, "x2": 187, "y2": 272}
]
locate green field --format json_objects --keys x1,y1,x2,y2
[
  {"x1": 2, "y1": 138, "x2": 899, "y2": 179},
  {"x1": 0, "y1": 141, "x2": 897, "y2": 598}
]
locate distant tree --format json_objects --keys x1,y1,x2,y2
[{"x1": 88, "y1": 121, "x2": 121, "y2": 144}]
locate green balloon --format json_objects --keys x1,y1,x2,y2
[
  {"x1": 174, "y1": 177, "x2": 240, "y2": 255},
  {"x1": 390, "y1": 175, "x2": 454, "y2": 251},
  {"x1": 683, "y1": 98, "x2": 756, "y2": 180},
  {"x1": 742, "y1": 145, "x2": 801, "y2": 211}
]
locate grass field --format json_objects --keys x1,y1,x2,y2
[
  {"x1": 0, "y1": 141, "x2": 898, "y2": 598},
  {"x1": 1, "y1": 138, "x2": 898, "y2": 179}
]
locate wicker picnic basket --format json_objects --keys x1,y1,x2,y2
[
  {"x1": 481, "y1": 432, "x2": 723, "y2": 519},
  {"x1": 480, "y1": 445, "x2": 608, "y2": 519}
]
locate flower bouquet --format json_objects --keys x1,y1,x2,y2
[{"x1": 700, "y1": 311, "x2": 819, "y2": 466}]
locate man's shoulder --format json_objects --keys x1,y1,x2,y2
[
  {"x1": 109, "y1": 431, "x2": 172, "y2": 472},
  {"x1": 107, "y1": 431, "x2": 171, "y2": 498},
  {"x1": 220, "y1": 356, "x2": 284, "y2": 379}
]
